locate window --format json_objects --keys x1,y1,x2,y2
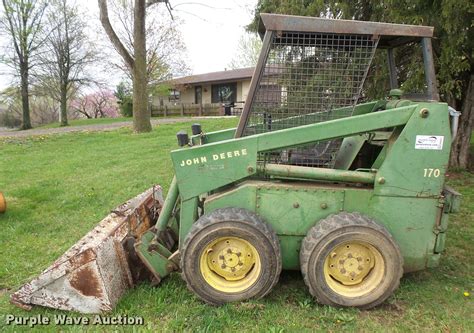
[
  {"x1": 211, "y1": 83, "x2": 237, "y2": 103},
  {"x1": 169, "y1": 89, "x2": 180, "y2": 101}
]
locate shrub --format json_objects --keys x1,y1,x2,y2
[
  {"x1": 0, "y1": 111, "x2": 21, "y2": 128},
  {"x1": 119, "y1": 97, "x2": 133, "y2": 117}
]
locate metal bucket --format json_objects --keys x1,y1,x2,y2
[{"x1": 10, "y1": 187, "x2": 163, "y2": 313}]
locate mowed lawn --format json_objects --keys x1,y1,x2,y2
[{"x1": 0, "y1": 118, "x2": 473, "y2": 332}]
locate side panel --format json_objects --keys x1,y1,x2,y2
[
  {"x1": 344, "y1": 191, "x2": 439, "y2": 272},
  {"x1": 375, "y1": 103, "x2": 451, "y2": 197},
  {"x1": 205, "y1": 181, "x2": 440, "y2": 272}
]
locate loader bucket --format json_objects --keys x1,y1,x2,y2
[{"x1": 11, "y1": 186, "x2": 165, "y2": 314}]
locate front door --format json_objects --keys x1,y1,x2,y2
[{"x1": 195, "y1": 86, "x2": 202, "y2": 104}]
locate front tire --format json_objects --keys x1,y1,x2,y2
[
  {"x1": 300, "y1": 212, "x2": 403, "y2": 309},
  {"x1": 181, "y1": 208, "x2": 281, "y2": 305}
]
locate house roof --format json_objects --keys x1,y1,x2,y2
[{"x1": 166, "y1": 67, "x2": 255, "y2": 86}]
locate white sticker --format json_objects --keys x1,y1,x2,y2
[{"x1": 415, "y1": 135, "x2": 444, "y2": 150}]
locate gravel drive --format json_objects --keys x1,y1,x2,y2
[{"x1": 0, "y1": 117, "x2": 232, "y2": 138}]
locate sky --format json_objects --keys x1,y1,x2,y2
[{"x1": 0, "y1": 0, "x2": 258, "y2": 91}]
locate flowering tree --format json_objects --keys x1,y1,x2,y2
[{"x1": 70, "y1": 89, "x2": 119, "y2": 118}]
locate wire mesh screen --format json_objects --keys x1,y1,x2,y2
[{"x1": 243, "y1": 31, "x2": 379, "y2": 168}]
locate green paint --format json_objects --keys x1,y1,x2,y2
[
  {"x1": 156, "y1": 176, "x2": 179, "y2": 232},
  {"x1": 135, "y1": 230, "x2": 174, "y2": 280},
  {"x1": 146, "y1": 100, "x2": 458, "y2": 276},
  {"x1": 171, "y1": 106, "x2": 415, "y2": 200},
  {"x1": 179, "y1": 197, "x2": 199, "y2": 245}
]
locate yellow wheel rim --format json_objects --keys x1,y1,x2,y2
[
  {"x1": 200, "y1": 237, "x2": 261, "y2": 293},
  {"x1": 324, "y1": 241, "x2": 384, "y2": 297}
]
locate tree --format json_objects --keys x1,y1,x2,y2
[
  {"x1": 37, "y1": 0, "x2": 97, "y2": 126},
  {"x1": 98, "y1": 0, "x2": 171, "y2": 133},
  {"x1": 250, "y1": 0, "x2": 473, "y2": 169},
  {"x1": 1, "y1": 0, "x2": 47, "y2": 129},
  {"x1": 107, "y1": 0, "x2": 189, "y2": 84},
  {"x1": 228, "y1": 33, "x2": 262, "y2": 69},
  {"x1": 114, "y1": 80, "x2": 133, "y2": 117},
  {"x1": 70, "y1": 89, "x2": 119, "y2": 119}
]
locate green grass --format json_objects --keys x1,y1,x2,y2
[
  {"x1": 35, "y1": 117, "x2": 132, "y2": 129},
  {"x1": 0, "y1": 119, "x2": 472, "y2": 332}
]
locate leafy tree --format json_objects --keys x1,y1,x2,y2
[
  {"x1": 114, "y1": 80, "x2": 133, "y2": 117},
  {"x1": 228, "y1": 33, "x2": 262, "y2": 69},
  {"x1": 70, "y1": 89, "x2": 119, "y2": 119},
  {"x1": 1, "y1": 0, "x2": 47, "y2": 129},
  {"x1": 250, "y1": 0, "x2": 473, "y2": 169}
]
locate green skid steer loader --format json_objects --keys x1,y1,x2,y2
[{"x1": 11, "y1": 14, "x2": 462, "y2": 313}]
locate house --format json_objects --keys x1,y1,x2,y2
[{"x1": 152, "y1": 67, "x2": 255, "y2": 116}]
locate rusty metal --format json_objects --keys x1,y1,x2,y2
[
  {"x1": 422, "y1": 37, "x2": 439, "y2": 101},
  {"x1": 239, "y1": 19, "x2": 379, "y2": 169},
  {"x1": 235, "y1": 31, "x2": 273, "y2": 138},
  {"x1": 10, "y1": 187, "x2": 164, "y2": 314},
  {"x1": 0, "y1": 192, "x2": 5, "y2": 213},
  {"x1": 387, "y1": 48, "x2": 398, "y2": 89},
  {"x1": 258, "y1": 13, "x2": 434, "y2": 40}
]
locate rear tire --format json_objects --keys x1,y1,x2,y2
[
  {"x1": 181, "y1": 207, "x2": 282, "y2": 305},
  {"x1": 300, "y1": 212, "x2": 403, "y2": 309}
]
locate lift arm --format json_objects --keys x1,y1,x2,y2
[{"x1": 171, "y1": 106, "x2": 416, "y2": 200}]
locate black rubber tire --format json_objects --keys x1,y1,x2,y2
[
  {"x1": 300, "y1": 212, "x2": 403, "y2": 309},
  {"x1": 181, "y1": 207, "x2": 282, "y2": 305}
]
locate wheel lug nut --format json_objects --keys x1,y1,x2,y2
[
  {"x1": 340, "y1": 268, "x2": 346, "y2": 274},
  {"x1": 219, "y1": 255, "x2": 224, "y2": 260},
  {"x1": 347, "y1": 253, "x2": 353, "y2": 258},
  {"x1": 331, "y1": 252, "x2": 337, "y2": 258},
  {"x1": 350, "y1": 272, "x2": 356, "y2": 278},
  {"x1": 238, "y1": 262, "x2": 243, "y2": 266},
  {"x1": 221, "y1": 264, "x2": 226, "y2": 269},
  {"x1": 357, "y1": 257, "x2": 362, "y2": 262},
  {"x1": 358, "y1": 266, "x2": 363, "y2": 271},
  {"x1": 227, "y1": 248, "x2": 232, "y2": 254},
  {"x1": 339, "y1": 259, "x2": 344, "y2": 264},
  {"x1": 236, "y1": 252, "x2": 241, "y2": 257},
  {"x1": 231, "y1": 267, "x2": 236, "y2": 272}
]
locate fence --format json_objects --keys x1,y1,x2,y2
[
  {"x1": 151, "y1": 103, "x2": 220, "y2": 117},
  {"x1": 151, "y1": 103, "x2": 244, "y2": 117}
]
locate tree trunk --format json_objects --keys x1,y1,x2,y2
[
  {"x1": 20, "y1": 64, "x2": 32, "y2": 130},
  {"x1": 60, "y1": 83, "x2": 69, "y2": 126},
  {"x1": 132, "y1": 0, "x2": 152, "y2": 133},
  {"x1": 449, "y1": 73, "x2": 473, "y2": 170}
]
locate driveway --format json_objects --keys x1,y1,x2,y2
[{"x1": 0, "y1": 117, "x2": 232, "y2": 138}]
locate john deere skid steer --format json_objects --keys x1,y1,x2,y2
[{"x1": 12, "y1": 14, "x2": 461, "y2": 313}]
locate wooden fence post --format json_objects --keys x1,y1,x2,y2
[
  {"x1": 164, "y1": 105, "x2": 168, "y2": 117},
  {"x1": 180, "y1": 104, "x2": 185, "y2": 116},
  {"x1": 198, "y1": 103, "x2": 203, "y2": 116}
]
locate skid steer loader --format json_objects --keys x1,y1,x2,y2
[{"x1": 11, "y1": 14, "x2": 462, "y2": 313}]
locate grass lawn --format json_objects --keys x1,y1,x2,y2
[
  {"x1": 0, "y1": 118, "x2": 472, "y2": 332},
  {"x1": 34, "y1": 117, "x2": 133, "y2": 129}
]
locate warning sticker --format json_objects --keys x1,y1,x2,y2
[{"x1": 415, "y1": 135, "x2": 444, "y2": 150}]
